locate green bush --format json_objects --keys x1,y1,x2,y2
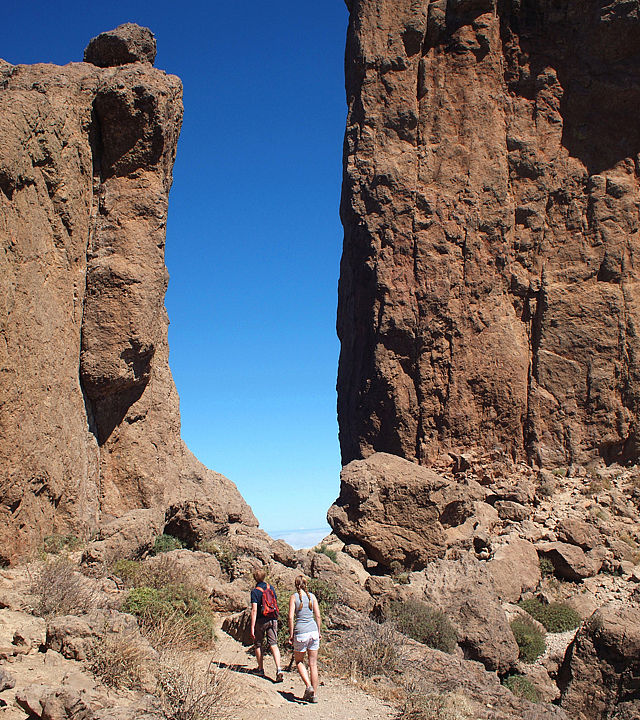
[
  {"x1": 503, "y1": 675, "x2": 539, "y2": 703},
  {"x1": 538, "y1": 556, "x2": 555, "y2": 577},
  {"x1": 519, "y1": 598, "x2": 581, "y2": 633},
  {"x1": 314, "y1": 544, "x2": 338, "y2": 563},
  {"x1": 510, "y1": 617, "x2": 546, "y2": 662},
  {"x1": 308, "y1": 577, "x2": 339, "y2": 617},
  {"x1": 387, "y1": 599, "x2": 457, "y2": 653},
  {"x1": 122, "y1": 583, "x2": 215, "y2": 649},
  {"x1": 152, "y1": 534, "x2": 184, "y2": 555}
]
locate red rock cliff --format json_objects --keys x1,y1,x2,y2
[
  {"x1": 337, "y1": 0, "x2": 640, "y2": 468},
  {"x1": 0, "y1": 25, "x2": 257, "y2": 564}
]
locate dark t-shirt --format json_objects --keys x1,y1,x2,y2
[{"x1": 250, "y1": 581, "x2": 274, "y2": 621}]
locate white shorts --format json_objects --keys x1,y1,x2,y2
[{"x1": 293, "y1": 630, "x2": 320, "y2": 652}]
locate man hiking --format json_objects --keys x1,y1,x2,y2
[{"x1": 250, "y1": 567, "x2": 284, "y2": 682}]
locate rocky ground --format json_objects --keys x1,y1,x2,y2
[{"x1": 0, "y1": 450, "x2": 638, "y2": 720}]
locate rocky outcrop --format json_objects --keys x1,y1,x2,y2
[
  {"x1": 559, "y1": 603, "x2": 640, "y2": 720},
  {"x1": 0, "y1": 25, "x2": 256, "y2": 564},
  {"x1": 337, "y1": 0, "x2": 640, "y2": 469}
]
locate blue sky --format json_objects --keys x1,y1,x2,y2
[{"x1": 3, "y1": 2, "x2": 349, "y2": 545}]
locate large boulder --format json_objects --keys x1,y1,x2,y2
[
  {"x1": 328, "y1": 452, "x2": 484, "y2": 570},
  {"x1": 418, "y1": 557, "x2": 519, "y2": 673},
  {"x1": 537, "y1": 542, "x2": 603, "y2": 581},
  {"x1": 488, "y1": 537, "x2": 541, "y2": 603},
  {"x1": 559, "y1": 603, "x2": 640, "y2": 720}
]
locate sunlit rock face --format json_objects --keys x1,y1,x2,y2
[
  {"x1": 337, "y1": 0, "x2": 640, "y2": 469},
  {"x1": 0, "y1": 25, "x2": 256, "y2": 564}
]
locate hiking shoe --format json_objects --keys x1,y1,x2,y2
[
  {"x1": 311, "y1": 694, "x2": 318, "y2": 703},
  {"x1": 303, "y1": 686, "x2": 314, "y2": 702},
  {"x1": 275, "y1": 669, "x2": 284, "y2": 683},
  {"x1": 250, "y1": 667, "x2": 265, "y2": 677}
]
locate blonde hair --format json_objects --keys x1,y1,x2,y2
[{"x1": 294, "y1": 575, "x2": 311, "y2": 607}]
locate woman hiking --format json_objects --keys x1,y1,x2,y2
[{"x1": 288, "y1": 574, "x2": 322, "y2": 703}]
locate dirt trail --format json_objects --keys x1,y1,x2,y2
[{"x1": 215, "y1": 628, "x2": 396, "y2": 720}]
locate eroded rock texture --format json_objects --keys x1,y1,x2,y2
[
  {"x1": 0, "y1": 25, "x2": 256, "y2": 564},
  {"x1": 338, "y1": 0, "x2": 640, "y2": 468}
]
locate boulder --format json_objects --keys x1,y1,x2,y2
[
  {"x1": 556, "y1": 518, "x2": 600, "y2": 550},
  {"x1": 84, "y1": 23, "x2": 156, "y2": 67},
  {"x1": 419, "y1": 557, "x2": 519, "y2": 673},
  {"x1": 537, "y1": 542, "x2": 603, "y2": 581},
  {"x1": 0, "y1": 667, "x2": 15, "y2": 691},
  {"x1": 559, "y1": 603, "x2": 640, "y2": 720},
  {"x1": 45, "y1": 610, "x2": 143, "y2": 661},
  {"x1": 328, "y1": 453, "x2": 483, "y2": 570},
  {"x1": 488, "y1": 538, "x2": 541, "y2": 603}
]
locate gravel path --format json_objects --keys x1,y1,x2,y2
[{"x1": 215, "y1": 629, "x2": 396, "y2": 720}]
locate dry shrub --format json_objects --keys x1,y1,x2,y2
[
  {"x1": 155, "y1": 652, "x2": 237, "y2": 720},
  {"x1": 142, "y1": 610, "x2": 216, "y2": 652},
  {"x1": 112, "y1": 554, "x2": 185, "y2": 589},
  {"x1": 400, "y1": 682, "x2": 473, "y2": 720},
  {"x1": 387, "y1": 599, "x2": 457, "y2": 653},
  {"x1": 31, "y1": 557, "x2": 98, "y2": 616},
  {"x1": 87, "y1": 631, "x2": 150, "y2": 689},
  {"x1": 327, "y1": 617, "x2": 401, "y2": 680}
]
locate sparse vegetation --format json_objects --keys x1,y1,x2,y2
[
  {"x1": 87, "y1": 631, "x2": 149, "y2": 689},
  {"x1": 510, "y1": 617, "x2": 546, "y2": 662},
  {"x1": 31, "y1": 556, "x2": 98, "y2": 616},
  {"x1": 538, "y1": 556, "x2": 555, "y2": 577},
  {"x1": 308, "y1": 577, "x2": 339, "y2": 616},
  {"x1": 315, "y1": 543, "x2": 338, "y2": 563},
  {"x1": 387, "y1": 599, "x2": 457, "y2": 653},
  {"x1": 152, "y1": 534, "x2": 185, "y2": 555},
  {"x1": 155, "y1": 653, "x2": 235, "y2": 720},
  {"x1": 389, "y1": 561, "x2": 410, "y2": 584},
  {"x1": 580, "y1": 476, "x2": 612, "y2": 497},
  {"x1": 502, "y1": 674, "x2": 539, "y2": 703},
  {"x1": 519, "y1": 598, "x2": 582, "y2": 633},
  {"x1": 400, "y1": 682, "x2": 473, "y2": 720},
  {"x1": 197, "y1": 538, "x2": 237, "y2": 577},
  {"x1": 327, "y1": 616, "x2": 400, "y2": 679},
  {"x1": 42, "y1": 534, "x2": 83, "y2": 555}
]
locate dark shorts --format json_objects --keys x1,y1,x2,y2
[{"x1": 255, "y1": 618, "x2": 278, "y2": 646}]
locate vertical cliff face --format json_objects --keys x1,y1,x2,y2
[
  {"x1": 337, "y1": 0, "x2": 640, "y2": 468},
  {"x1": 0, "y1": 25, "x2": 256, "y2": 564}
]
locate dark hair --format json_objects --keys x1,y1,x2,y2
[{"x1": 253, "y1": 567, "x2": 266, "y2": 583}]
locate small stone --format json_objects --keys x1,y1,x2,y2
[{"x1": 84, "y1": 23, "x2": 156, "y2": 67}]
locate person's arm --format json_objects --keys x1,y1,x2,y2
[
  {"x1": 312, "y1": 594, "x2": 322, "y2": 638},
  {"x1": 250, "y1": 602, "x2": 258, "y2": 641},
  {"x1": 288, "y1": 594, "x2": 296, "y2": 645}
]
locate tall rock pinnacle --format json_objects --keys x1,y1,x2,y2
[
  {"x1": 0, "y1": 25, "x2": 257, "y2": 563},
  {"x1": 337, "y1": 0, "x2": 640, "y2": 468}
]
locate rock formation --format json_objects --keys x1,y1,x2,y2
[
  {"x1": 0, "y1": 25, "x2": 256, "y2": 564},
  {"x1": 337, "y1": 0, "x2": 640, "y2": 469}
]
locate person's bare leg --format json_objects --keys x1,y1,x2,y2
[
  {"x1": 254, "y1": 644, "x2": 264, "y2": 672},
  {"x1": 294, "y1": 649, "x2": 311, "y2": 690},
  {"x1": 270, "y1": 643, "x2": 282, "y2": 672},
  {"x1": 307, "y1": 648, "x2": 319, "y2": 694}
]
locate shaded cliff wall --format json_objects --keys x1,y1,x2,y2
[
  {"x1": 0, "y1": 27, "x2": 257, "y2": 564},
  {"x1": 337, "y1": 0, "x2": 640, "y2": 468}
]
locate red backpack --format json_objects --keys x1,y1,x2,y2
[{"x1": 256, "y1": 584, "x2": 279, "y2": 619}]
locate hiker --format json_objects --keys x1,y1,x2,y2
[
  {"x1": 249, "y1": 567, "x2": 284, "y2": 682},
  {"x1": 288, "y1": 574, "x2": 322, "y2": 703}
]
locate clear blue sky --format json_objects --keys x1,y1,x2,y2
[{"x1": 3, "y1": 2, "x2": 349, "y2": 543}]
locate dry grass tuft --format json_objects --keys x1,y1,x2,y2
[
  {"x1": 30, "y1": 556, "x2": 98, "y2": 616},
  {"x1": 87, "y1": 631, "x2": 150, "y2": 689},
  {"x1": 400, "y1": 681, "x2": 473, "y2": 720},
  {"x1": 327, "y1": 616, "x2": 401, "y2": 680},
  {"x1": 155, "y1": 652, "x2": 237, "y2": 720}
]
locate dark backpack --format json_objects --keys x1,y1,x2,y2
[{"x1": 256, "y1": 584, "x2": 279, "y2": 619}]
